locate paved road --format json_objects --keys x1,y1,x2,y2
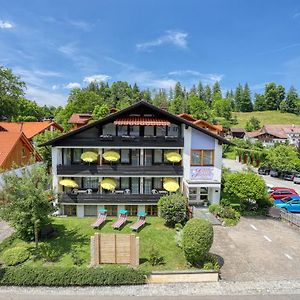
[
  {"x1": 222, "y1": 158, "x2": 300, "y2": 194},
  {"x1": 0, "y1": 295, "x2": 298, "y2": 300},
  {"x1": 212, "y1": 217, "x2": 300, "y2": 281}
]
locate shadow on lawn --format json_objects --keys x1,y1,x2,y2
[{"x1": 32, "y1": 224, "x2": 89, "y2": 263}]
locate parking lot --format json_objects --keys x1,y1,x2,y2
[{"x1": 211, "y1": 217, "x2": 300, "y2": 281}]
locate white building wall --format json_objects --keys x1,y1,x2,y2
[
  {"x1": 52, "y1": 147, "x2": 59, "y2": 196},
  {"x1": 214, "y1": 139, "x2": 223, "y2": 171},
  {"x1": 77, "y1": 205, "x2": 84, "y2": 217},
  {"x1": 183, "y1": 125, "x2": 192, "y2": 181}
]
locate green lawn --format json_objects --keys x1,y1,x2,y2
[
  {"x1": 233, "y1": 111, "x2": 300, "y2": 128},
  {"x1": 0, "y1": 217, "x2": 188, "y2": 271}
]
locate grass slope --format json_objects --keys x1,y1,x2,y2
[
  {"x1": 233, "y1": 111, "x2": 300, "y2": 128},
  {"x1": 0, "y1": 217, "x2": 188, "y2": 271}
]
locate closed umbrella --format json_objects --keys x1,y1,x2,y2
[
  {"x1": 163, "y1": 178, "x2": 179, "y2": 192},
  {"x1": 165, "y1": 152, "x2": 182, "y2": 163},
  {"x1": 100, "y1": 178, "x2": 117, "y2": 190},
  {"x1": 103, "y1": 151, "x2": 120, "y2": 162},
  {"x1": 81, "y1": 151, "x2": 98, "y2": 163},
  {"x1": 59, "y1": 179, "x2": 78, "y2": 188}
]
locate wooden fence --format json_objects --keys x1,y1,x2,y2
[
  {"x1": 90, "y1": 233, "x2": 139, "y2": 267},
  {"x1": 280, "y1": 210, "x2": 300, "y2": 228}
]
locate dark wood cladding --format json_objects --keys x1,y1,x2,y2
[
  {"x1": 54, "y1": 136, "x2": 184, "y2": 147},
  {"x1": 59, "y1": 193, "x2": 161, "y2": 204},
  {"x1": 57, "y1": 164, "x2": 183, "y2": 176}
]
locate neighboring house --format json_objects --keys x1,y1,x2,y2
[
  {"x1": 0, "y1": 120, "x2": 63, "y2": 141},
  {"x1": 42, "y1": 101, "x2": 229, "y2": 217},
  {"x1": 246, "y1": 124, "x2": 300, "y2": 146},
  {"x1": 68, "y1": 113, "x2": 92, "y2": 130},
  {"x1": 229, "y1": 128, "x2": 246, "y2": 139},
  {"x1": 0, "y1": 126, "x2": 42, "y2": 170},
  {"x1": 178, "y1": 113, "x2": 223, "y2": 135}
]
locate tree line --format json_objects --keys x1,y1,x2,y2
[{"x1": 1, "y1": 65, "x2": 299, "y2": 130}]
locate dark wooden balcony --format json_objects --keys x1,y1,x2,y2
[
  {"x1": 57, "y1": 164, "x2": 183, "y2": 176},
  {"x1": 56, "y1": 135, "x2": 184, "y2": 147},
  {"x1": 58, "y1": 193, "x2": 161, "y2": 204}
]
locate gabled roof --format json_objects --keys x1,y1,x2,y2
[
  {"x1": 0, "y1": 121, "x2": 63, "y2": 139},
  {"x1": 177, "y1": 113, "x2": 197, "y2": 122},
  {"x1": 68, "y1": 113, "x2": 92, "y2": 125},
  {"x1": 230, "y1": 128, "x2": 245, "y2": 133},
  {"x1": 246, "y1": 124, "x2": 300, "y2": 139},
  {"x1": 41, "y1": 101, "x2": 230, "y2": 146},
  {"x1": 0, "y1": 131, "x2": 42, "y2": 168}
]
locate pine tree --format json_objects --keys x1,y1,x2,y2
[
  {"x1": 240, "y1": 83, "x2": 253, "y2": 112},
  {"x1": 204, "y1": 85, "x2": 212, "y2": 106},
  {"x1": 234, "y1": 84, "x2": 243, "y2": 111},
  {"x1": 197, "y1": 81, "x2": 205, "y2": 100},
  {"x1": 281, "y1": 86, "x2": 298, "y2": 113},
  {"x1": 253, "y1": 93, "x2": 266, "y2": 111},
  {"x1": 152, "y1": 89, "x2": 169, "y2": 109},
  {"x1": 212, "y1": 81, "x2": 222, "y2": 99},
  {"x1": 276, "y1": 85, "x2": 285, "y2": 109}
]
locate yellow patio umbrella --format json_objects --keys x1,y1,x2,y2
[
  {"x1": 81, "y1": 151, "x2": 98, "y2": 163},
  {"x1": 59, "y1": 179, "x2": 78, "y2": 188},
  {"x1": 100, "y1": 178, "x2": 117, "y2": 190},
  {"x1": 165, "y1": 152, "x2": 182, "y2": 163},
  {"x1": 103, "y1": 151, "x2": 120, "y2": 162},
  {"x1": 163, "y1": 178, "x2": 180, "y2": 192}
]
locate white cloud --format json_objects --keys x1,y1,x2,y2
[
  {"x1": 67, "y1": 19, "x2": 91, "y2": 31},
  {"x1": 136, "y1": 30, "x2": 188, "y2": 51},
  {"x1": 58, "y1": 44, "x2": 77, "y2": 56},
  {"x1": 26, "y1": 86, "x2": 67, "y2": 106},
  {"x1": 65, "y1": 82, "x2": 81, "y2": 89},
  {"x1": 83, "y1": 74, "x2": 111, "y2": 83},
  {"x1": 0, "y1": 20, "x2": 14, "y2": 29}
]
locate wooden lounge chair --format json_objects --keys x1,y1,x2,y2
[
  {"x1": 112, "y1": 209, "x2": 128, "y2": 229},
  {"x1": 130, "y1": 212, "x2": 146, "y2": 231},
  {"x1": 91, "y1": 209, "x2": 107, "y2": 228}
]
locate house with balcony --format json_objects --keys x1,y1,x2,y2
[{"x1": 42, "y1": 101, "x2": 229, "y2": 217}]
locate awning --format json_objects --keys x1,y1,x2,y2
[
  {"x1": 114, "y1": 117, "x2": 171, "y2": 126},
  {"x1": 81, "y1": 151, "x2": 98, "y2": 163},
  {"x1": 100, "y1": 178, "x2": 117, "y2": 190},
  {"x1": 103, "y1": 151, "x2": 120, "y2": 162},
  {"x1": 163, "y1": 178, "x2": 180, "y2": 192},
  {"x1": 59, "y1": 179, "x2": 78, "y2": 188},
  {"x1": 165, "y1": 152, "x2": 182, "y2": 163}
]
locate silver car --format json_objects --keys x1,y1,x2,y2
[{"x1": 293, "y1": 174, "x2": 300, "y2": 184}]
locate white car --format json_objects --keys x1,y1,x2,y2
[{"x1": 293, "y1": 174, "x2": 300, "y2": 184}]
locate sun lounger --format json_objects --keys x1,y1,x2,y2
[
  {"x1": 91, "y1": 209, "x2": 107, "y2": 228},
  {"x1": 130, "y1": 212, "x2": 146, "y2": 231},
  {"x1": 112, "y1": 209, "x2": 128, "y2": 229}
]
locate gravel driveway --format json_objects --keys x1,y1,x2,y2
[{"x1": 211, "y1": 217, "x2": 300, "y2": 281}]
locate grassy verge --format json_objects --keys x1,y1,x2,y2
[{"x1": 0, "y1": 217, "x2": 188, "y2": 271}]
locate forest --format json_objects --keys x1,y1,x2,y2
[{"x1": 1, "y1": 65, "x2": 299, "y2": 130}]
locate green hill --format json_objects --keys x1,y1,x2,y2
[{"x1": 233, "y1": 111, "x2": 300, "y2": 128}]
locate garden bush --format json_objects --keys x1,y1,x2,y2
[
  {"x1": 208, "y1": 204, "x2": 221, "y2": 215},
  {"x1": 158, "y1": 193, "x2": 187, "y2": 227},
  {"x1": 148, "y1": 246, "x2": 165, "y2": 266},
  {"x1": 182, "y1": 218, "x2": 213, "y2": 266},
  {"x1": 0, "y1": 266, "x2": 147, "y2": 286},
  {"x1": 1, "y1": 247, "x2": 30, "y2": 266}
]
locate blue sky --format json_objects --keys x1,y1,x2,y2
[{"x1": 1, "y1": 0, "x2": 300, "y2": 106}]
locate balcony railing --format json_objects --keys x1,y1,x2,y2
[
  {"x1": 57, "y1": 164, "x2": 183, "y2": 176},
  {"x1": 57, "y1": 135, "x2": 184, "y2": 147},
  {"x1": 58, "y1": 193, "x2": 161, "y2": 204}
]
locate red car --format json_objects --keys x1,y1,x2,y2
[{"x1": 269, "y1": 189, "x2": 298, "y2": 200}]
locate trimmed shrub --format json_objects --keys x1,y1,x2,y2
[
  {"x1": 149, "y1": 246, "x2": 165, "y2": 266},
  {"x1": 182, "y1": 219, "x2": 213, "y2": 265},
  {"x1": 208, "y1": 204, "x2": 221, "y2": 215},
  {"x1": 1, "y1": 247, "x2": 30, "y2": 266},
  {"x1": 0, "y1": 266, "x2": 147, "y2": 286},
  {"x1": 158, "y1": 193, "x2": 187, "y2": 227},
  {"x1": 218, "y1": 206, "x2": 236, "y2": 219}
]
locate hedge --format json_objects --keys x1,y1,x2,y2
[
  {"x1": 1, "y1": 247, "x2": 30, "y2": 266},
  {"x1": 0, "y1": 266, "x2": 147, "y2": 286}
]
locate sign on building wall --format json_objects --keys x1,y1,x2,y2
[{"x1": 190, "y1": 166, "x2": 221, "y2": 181}]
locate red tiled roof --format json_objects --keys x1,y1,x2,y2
[
  {"x1": 0, "y1": 121, "x2": 63, "y2": 139},
  {"x1": 0, "y1": 132, "x2": 42, "y2": 168},
  {"x1": 68, "y1": 113, "x2": 92, "y2": 124},
  {"x1": 246, "y1": 125, "x2": 300, "y2": 139},
  {"x1": 177, "y1": 113, "x2": 197, "y2": 122},
  {"x1": 114, "y1": 117, "x2": 171, "y2": 126},
  {"x1": 231, "y1": 128, "x2": 245, "y2": 133}
]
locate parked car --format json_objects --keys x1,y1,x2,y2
[
  {"x1": 268, "y1": 186, "x2": 290, "y2": 193},
  {"x1": 258, "y1": 166, "x2": 271, "y2": 175},
  {"x1": 275, "y1": 196, "x2": 300, "y2": 212},
  {"x1": 270, "y1": 169, "x2": 282, "y2": 178},
  {"x1": 282, "y1": 171, "x2": 297, "y2": 181},
  {"x1": 293, "y1": 173, "x2": 300, "y2": 184},
  {"x1": 273, "y1": 195, "x2": 300, "y2": 205},
  {"x1": 269, "y1": 189, "x2": 298, "y2": 200}
]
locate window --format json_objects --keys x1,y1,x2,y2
[
  {"x1": 131, "y1": 149, "x2": 140, "y2": 166},
  {"x1": 154, "y1": 149, "x2": 163, "y2": 164},
  {"x1": 144, "y1": 177, "x2": 152, "y2": 194},
  {"x1": 167, "y1": 124, "x2": 179, "y2": 137},
  {"x1": 120, "y1": 177, "x2": 130, "y2": 190},
  {"x1": 146, "y1": 205, "x2": 158, "y2": 216},
  {"x1": 82, "y1": 177, "x2": 99, "y2": 189},
  {"x1": 121, "y1": 149, "x2": 130, "y2": 164},
  {"x1": 144, "y1": 149, "x2": 152, "y2": 166},
  {"x1": 144, "y1": 126, "x2": 154, "y2": 136},
  {"x1": 72, "y1": 149, "x2": 82, "y2": 164},
  {"x1": 105, "y1": 205, "x2": 118, "y2": 216},
  {"x1": 84, "y1": 205, "x2": 97, "y2": 216},
  {"x1": 191, "y1": 150, "x2": 214, "y2": 166},
  {"x1": 63, "y1": 149, "x2": 72, "y2": 165},
  {"x1": 153, "y1": 177, "x2": 162, "y2": 190},
  {"x1": 125, "y1": 205, "x2": 138, "y2": 216},
  {"x1": 129, "y1": 125, "x2": 140, "y2": 136},
  {"x1": 156, "y1": 126, "x2": 166, "y2": 136},
  {"x1": 131, "y1": 178, "x2": 140, "y2": 194},
  {"x1": 102, "y1": 123, "x2": 115, "y2": 136},
  {"x1": 117, "y1": 125, "x2": 128, "y2": 136},
  {"x1": 64, "y1": 205, "x2": 76, "y2": 216}
]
